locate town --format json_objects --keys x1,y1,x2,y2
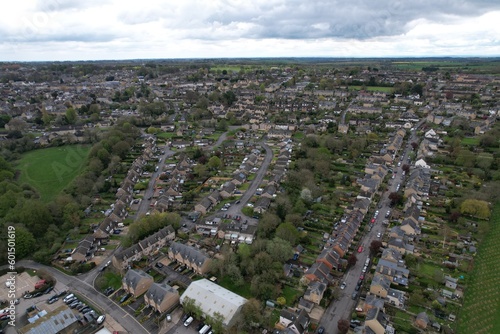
[{"x1": 0, "y1": 58, "x2": 499, "y2": 334}]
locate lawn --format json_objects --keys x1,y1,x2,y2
[
  {"x1": 218, "y1": 275, "x2": 253, "y2": 299},
  {"x1": 282, "y1": 285, "x2": 302, "y2": 306},
  {"x1": 456, "y1": 202, "x2": 500, "y2": 334},
  {"x1": 17, "y1": 145, "x2": 90, "y2": 202},
  {"x1": 95, "y1": 271, "x2": 123, "y2": 291},
  {"x1": 461, "y1": 137, "x2": 480, "y2": 146},
  {"x1": 348, "y1": 85, "x2": 394, "y2": 93}
]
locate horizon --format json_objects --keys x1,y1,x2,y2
[{"x1": 1, "y1": 1, "x2": 499, "y2": 61}]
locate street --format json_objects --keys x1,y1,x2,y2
[{"x1": 320, "y1": 126, "x2": 420, "y2": 333}]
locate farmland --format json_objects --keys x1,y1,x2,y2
[
  {"x1": 16, "y1": 145, "x2": 90, "y2": 202},
  {"x1": 456, "y1": 203, "x2": 500, "y2": 334}
]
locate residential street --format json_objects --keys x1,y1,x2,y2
[
  {"x1": 320, "y1": 126, "x2": 420, "y2": 333},
  {"x1": 5, "y1": 260, "x2": 149, "y2": 334}
]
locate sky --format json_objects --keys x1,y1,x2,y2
[{"x1": 1, "y1": 0, "x2": 500, "y2": 61}]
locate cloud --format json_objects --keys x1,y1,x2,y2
[{"x1": 0, "y1": 0, "x2": 499, "y2": 60}]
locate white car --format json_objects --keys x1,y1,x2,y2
[
  {"x1": 377, "y1": 232, "x2": 382, "y2": 238},
  {"x1": 362, "y1": 266, "x2": 367, "y2": 273},
  {"x1": 340, "y1": 282, "x2": 346, "y2": 290},
  {"x1": 97, "y1": 315, "x2": 105, "y2": 324}
]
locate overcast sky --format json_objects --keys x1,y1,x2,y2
[{"x1": 1, "y1": 0, "x2": 500, "y2": 61}]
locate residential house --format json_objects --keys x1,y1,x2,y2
[
  {"x1": 304, "y1": 262, "x2": 332, "y2": 283},
  {"x1": 365, "y1": 307, "x2": 389, "y2": 334},
  {"x1": 144, "y1": 283, "x2": 180, "y2": 313},
  {"x1": 400, "y1": 218, "x2": 421, "y2": 236},
  {"x1": 112, "y1": 244, "x2": 142, "y2": 272},
  {"x1": 138, "y1": 226, "x2": 175, "y2": 256},
  {"x1": 303, "y1": 281, "x2": 327, "y2": 305},
  {"x1": 168, "y1": 242, "x2": 212, "y2": 275},
  {"x1": 122, "y1": 269, "x2": 154, "y2": 297},
  {"x1": 254, "y1": 197, "x2": 271, "y2": 214},
  {"x1": 195, "y1": 197, "x2": 213, "y2": 215},
  {"x1": 276, "y1": 308, "x2": 310, "y2": 334},
  {"x1": 220, "y1": 181, "x2": 236, "y2": 198},
  {"x1": 415, "y1": 312, "x2": 430, "y2": 329},
  {"x1": 316, "y1": 248, "x2": 341, "y2": 270},
  {"x1": 370, "y1": 273, "x2": 391, "y2": 298}
]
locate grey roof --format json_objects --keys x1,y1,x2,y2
[
  {"x1": 19, "y1": 305, "x2": 77, "y2": 334},
  {"x1": 138, "y1": 226, "x2": 175, "y2": 250},
  {"x1": 146, "y1": 282, "x2": 178, "y2": 304},
  {"x1": 169, "y1": 242, "x2": 210, "y2": 267},
  {"x1": 123, "y1": 269, "x2": 153, "y2": 290}
]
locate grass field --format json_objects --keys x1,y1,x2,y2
[
  {"x1": 456, "y1": 202, "x2": 500, "y2": 334},
  {"x1": 17, "y1": 145, "x2": 90, "y2": 202},
  {"x1": 348, "y1": 85, "x2": 393, "y2": 93}
]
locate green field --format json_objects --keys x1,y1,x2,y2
[
  {"x1": 348, "y1": 85, "x2": 393, "y2": 93},
  {"x1": 457, "y1": 202, "x2": 500, "y2": 334},
  {"x1": 17, "y1": 145, "x2": 90, "y2": 202}
]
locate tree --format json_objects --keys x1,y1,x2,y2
[
  {"x1": 338, "y1": 319, "x2": 350, "y2": 334},
  {"x1": 411, "y1": 142, "x2": 419, "y2": 151},
  {"x1": 347, "y1": 253, "x2": 358, "y2": 267},
  {"x1": 13, "y1": 226, "x2": 36, "y2": 259},
  {"x1": 65, "y1": 107, "x2": 77, "y2": 124},
  {"x1": 448, "y1": 211, "x2": 461, "y2": 224},
  {"x1": 6, "y1": 118, "x2": 27, "y2": 132},
  {"x1": 257, "y1": 213, "x2": 280, "y2": 238},
  {"x1": 266, "y1": 237, "x2": 293, "y2": 262},
  {"x1": 276, "y1": 222, "x2": 300, "y2": 245},
  {"x1": 402, "y1": 164, "x2": 410, "y2": 174},
  {"x1": 240, "y1": 299, "x2": 263, "y2": 330},
  {"x1": 369, "y1": 240, "x2": 383, "y2": 255},
  {"x1": 207, "y1": 156, "x2": 222, "y2": 171},
  {"x1": 460, "y1": 199, "x2": 490, "y2": 219},
  {"x1": 388, "y1": 192, "x2": 403, "y2": 206}
]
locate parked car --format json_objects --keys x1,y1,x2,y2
[
  {"x1": 47, "y1": 297, "x2": 58, "y2": 304},
  {"x1": 56, "y1": 290, "x2": 68, "y2": 297},
  {"x1": 43, "y1": 286, "x2": 54, "y2": 294},
  {"x1": 119, "y1": 294, "x2": 131, "y2": 303},
  {"x1": 97, "y1": 315, "x2": 106, "y2": 324},
  {"x1": 33, "y1": 292, "x2": 43, "y2": 298},
  {"x1": 340, "y1": 282, "x2": 346, "y2": 290},
  {"x1": 318, "y1": 326, "x2": 325, "y2": 334}
]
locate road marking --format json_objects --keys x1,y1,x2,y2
[{"x1": 123, "y1": 313, "x2": 129, "y2": 318}]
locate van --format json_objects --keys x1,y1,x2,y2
[
  {"x1": 199, "y1": 324, "x2": 211, "y2": 334},
  {"x1": 184, "y1": 316, "x2": 194, "y2": 327},
  {"x1": 63, "y1": 294, "x2": 74, "y2": 303}
]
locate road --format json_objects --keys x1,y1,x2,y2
[
  {"x1": 320, "y1": 126, "x2": 421, "y2": 333},
  {"x1": 7, "y1": 260, "x2": 149, "y2": 334},
  {"x1": 134, "y1": 146, "x2": 177, "y2": 219},
  {"x1": 205, "y1": 141, "x2": 274, "y2": 225}
]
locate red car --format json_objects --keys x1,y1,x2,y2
[
  {"x1": 359, "y1": 274, "x2": 364, "y2": 280},
  {"x1": 358, "y1": 246, "x2": 364, "y2": 253}
]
